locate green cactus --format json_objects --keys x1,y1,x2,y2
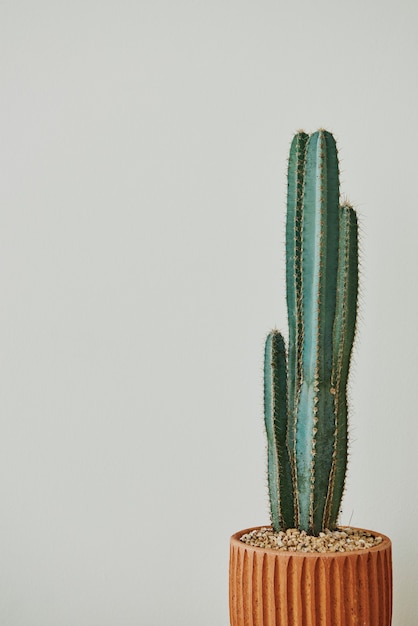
[{"x1": 264, "y1": 129, "x2": 358, "y2": 535}]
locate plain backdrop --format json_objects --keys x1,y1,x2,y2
[{"x1": 1, "y1": 1, "x2": 418, "y2": 625}]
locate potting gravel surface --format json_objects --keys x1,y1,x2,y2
[{"x1": 239, "y1": 527, "x2": 384, "y2": 553}]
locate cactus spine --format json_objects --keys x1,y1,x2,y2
[{"x1": 264, "y1": 130, "x2": 358, "y2": 535}]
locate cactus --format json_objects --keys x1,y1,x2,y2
[{"x1": 264, "y1": 130, "x2": 358, "y2": 535}]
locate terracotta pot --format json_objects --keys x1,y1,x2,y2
[{"x1": 229, "y1": 526, "x2": 392, "y2": 626}]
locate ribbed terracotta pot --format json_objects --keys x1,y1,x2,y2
[{"x1": 229, "y1": 526, "x2": 392, "y2": 626}]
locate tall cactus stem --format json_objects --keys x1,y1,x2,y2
[
  {"x1": 295, "y1": 130, "x2": 340, "y2": 534},
  {"x1": 324, "y1": 204, "x2": 359, "y2": 528}
]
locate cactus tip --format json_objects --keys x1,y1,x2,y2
[{"x1": 340, "y1": 195, "x2": 354, "y2": 209}]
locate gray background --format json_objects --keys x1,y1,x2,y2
[{"x1": 1, "y1": 1, "x2": 417, "y2": 624}]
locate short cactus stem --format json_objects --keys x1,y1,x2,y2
[
  {"x1": 264, "y1": 331, "x2": 294, "y2": 530},
  {"x1": 264, "y1": 130, "x2": 358, "y2": 535}
]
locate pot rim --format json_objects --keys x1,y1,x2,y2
[{"x1": 231, "y1": 525, "x2": 391, "y2": 558}]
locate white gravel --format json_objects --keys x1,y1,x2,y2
[{"x1": 239, "y1": 527, "x2": 384, "y2": 553}]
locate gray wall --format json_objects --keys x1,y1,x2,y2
[{"x1": 1, "y1": 1, "x2": 417, "y2": 624}]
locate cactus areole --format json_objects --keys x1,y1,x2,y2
[{"x1": 264, "y1": 129, "x2": 359, "y2": 536}]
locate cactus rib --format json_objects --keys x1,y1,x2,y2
[{"x1": 285, "y1": 131, "x2": 309, "y2": 528}]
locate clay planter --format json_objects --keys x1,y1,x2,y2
[{"x1": 229, "y1": 526, "x2": 392, "y2": 626}]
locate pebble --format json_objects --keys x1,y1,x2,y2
[{"x1": 239, "y1": 527, "x2": 384, "y2": 553}]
